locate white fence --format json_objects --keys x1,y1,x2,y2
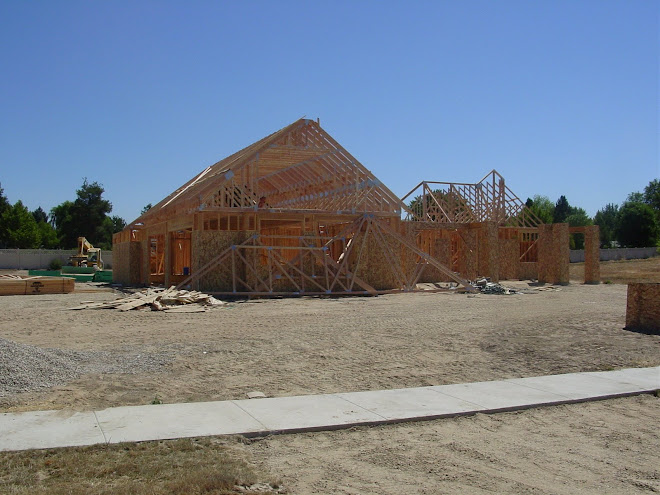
[
  {"x1": 570, "y1": 247, "x2": 658, "y2": 263},
  {"x1": 0, "y1": 249, "x2": 113, "y2": 269}
]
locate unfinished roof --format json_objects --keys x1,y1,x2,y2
[
  {"x1": 130, "y1": 118, "x2": 403, "y2": 227},
  {"x1": 401, "y1": 170, "x2": 542, "y2": 227}
]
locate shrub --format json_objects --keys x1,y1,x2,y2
[{"x1": 48, "y1": 258, "x2": 63, "y2": 271}]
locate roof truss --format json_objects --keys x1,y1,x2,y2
[
  {"x1": 401, "y1": 170, "x2": 543, "y2": 227},
  {"x1": 130, "y1": 119, "x2": 403, "y2": 228}
]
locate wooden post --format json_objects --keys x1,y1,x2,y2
[
  {"x1": 584, "y1": 225, "x2": 600, "y2": 284},
  {"x1": 141, "y1": 234, "x2": 150, "y2": 286},
  {"x1": 553, "y1": 223, "x2": 570, "y2": 285},
  {"x1": 626, "y1": 283, "x2": 660, "y2": 333},
  {"x1": 164, "y1": 228, "x2": 172, "y2": 287},
  {"x1": 485, "y1": 222, "x2": 499, "y2": 282},
  {"x1": 537, "y1": 224, "x2": 553, "y2": 284}
]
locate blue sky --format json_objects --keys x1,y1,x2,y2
[{"x1": 0, "y1": 1, "x2": 657, "y2": 224}]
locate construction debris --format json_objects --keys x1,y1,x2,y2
[
  {"x1": 479, "y1": 282, "x2": 518, "y2": 295},
  {"x1": 473, "y1": 278, "x2": 563, "y2": 295},
  {"x1": 70, "y1": 286, "x2": 224, "y2": 312}
]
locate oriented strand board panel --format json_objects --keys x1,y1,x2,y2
[
  {"x1": 498, "y1": 238, "x2": 519, "y2": 280},
  {"x1": 554, "y1": 223, "x2": 570, "y2": 285},
  {"x1": 461, "y1": 228, "x2": 479, "y2": 281},
  {"x1": 192, "y1": 230, "x2": 255, "y2": 292},
  {"x1": 349, "y1": 230, "x2": 412, "y2": 290},
  {"x1": 419, "y1": 237, "x2": 452, "y2": 283},
  {"x1": 584, "y1": 225, "x2": 600, "y2": 284},
  {"x1": 626, "y1": 283, "x2": 660, "y2": 334},
  {"x1": 537, "y1": 224, "x2": 554, "y2": 284},
  {"x1": 519, "y1": 262, "x2": 538, "y2": 280},
  {"x1": 538, "y1": 223, "x2": 569, "y2": 285},
  {"x1": 112, "y1": 242, "x2": 142, "y2": 286}
]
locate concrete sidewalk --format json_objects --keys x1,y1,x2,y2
[{"x1": 1, "y1": 367, "x2": 658, "y2": 452}]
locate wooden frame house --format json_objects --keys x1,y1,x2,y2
[{"x1": 113, "y1": 119, "x2": 599, "y2": 294}]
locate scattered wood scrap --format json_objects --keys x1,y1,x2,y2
[
  {"x1": 535, "y1": 286, "x2": 562, "y2": 292},
  {"x1": 70, "y1": 286, "x2": 224, "y2": 312}
]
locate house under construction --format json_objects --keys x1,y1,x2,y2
[{"x1": 113, "y1": 118, "x2": 600, "y2": 295}]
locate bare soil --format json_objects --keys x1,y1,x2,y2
[
  {"x1": 0, "y1": 261, "x2": 659, "y2": 494},
  {"x1": 570, "y1": 256, "x2": 660, "y2": 284},
  {"x1": 1, "y1": 282, "x2": 658, "y2": 413},
  {"x1": 249, "y1": 395, "x2": 659, "y2": 494}
]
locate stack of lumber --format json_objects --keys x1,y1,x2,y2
[
  {"x1": 70, "y1": 286, "x2": 224, "y2": 312},
  {"x1": 0, "y1": 275, "x2": 75, "y2": 296}
]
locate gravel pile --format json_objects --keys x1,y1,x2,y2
[{"x1": 0, "y1": 337, "x2": 171, "y2": 397}]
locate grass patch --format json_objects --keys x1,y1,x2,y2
[{"x1": 0, "y1": 437, "x2": 282, "y2": 494}]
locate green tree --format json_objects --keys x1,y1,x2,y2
[
  {"x1": 51, "y1": 179, "x2": 113, "y2": 248},
  {"x1": 31, "y1": 206, "x2": 48, "y2": 224},
  {"x1": 30, "y1": 206, "x2": 59, "y2": 248},
  {"x1": 565, "y1": 207, "x2": 593, "y2": 249},
  {"x1": 71, "y1": 179, "x2": 112, "y2": 246},
  {"x1": 141, "y1": 203, "x2": 153, "y2": 215},
  {"x1": 643, "y1": 179, "x2": 660, "y2": 225},
  {"x1": 96, "y1": 215, "x2": 127, "y2": 250},
  {"x1": 644, "y1": 179, "x2": 660, "y2": 208},
  {"x1": 553, "y1": 195, "x2": 571, "y2": 223},
  {"x1": 50, "y1": 200, "x2": 76, "y2": 248},
  {"x1": 37, "y1": 221, "x2": 59, "y2": 249},
  {"x1": 408, "y1": 189, "x2": 447, "y2": 221},
  {"x1": 111, "y1": 215, "x2": 126, "y2": 233},
  {"x1": 525, "y1": 195, "x2": 554, "y2": 224},
  {"x1": 0, "y1": 183, "x2": 10, "y2": 216},
  {"x1": 594, "y1": 204, "x2": 619, "y2": 248},
  {"x1": 615, "y1": 201, "x2": 659, "y2": 247},
  {"x1": 0, "y1": 201, "x2": 41, "y2": 248}
]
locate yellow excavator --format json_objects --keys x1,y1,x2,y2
[{"x1": 69, "y1": 237, "x2": 104, "y2": 269}]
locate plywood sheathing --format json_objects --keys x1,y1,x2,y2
[
  {"x1": 410, "y1": 227, "x2": 453, "y2": 283},
  {"x1": 163, "y1": 232, "x2": 172, "y2": 287},
  {"x1": 626, "y1": 283, "x2": 660, "y2": 334},
  {"x1": 519, "y1": 262, "x2": 538, "y2": 280},
  {"x1": 177, "y1": 215, "x2": 471, "y2": 295},
  {"x1": 141, "y1": 236, "x2": 150, "y2": 286},
  {"x1": 537, "y1": 224, "x2": 552, "y2": 284},
  {"x1": 192, "y1": 230, "x2": 254, "y2": 292},
  {"x1": 498, "y1": 238, "x2": 519, "y2": 280},
  {"x1": 348, "y1": 226, "x2": 417, "y2": 291},
  {"x1": 554, "y1": 223, "x2": 570, "y2": 285},
  {"x1": 112, "y1": 241, "x2": 142, "y2": 286},
  {"x1": 460, "y1": 228, "x2": 479, "y2": 281},
  {"x1": 584, "y1": 225, "x2": 601, "y2": 284},
  {"x1": 483, "y1": 222, "x2": 499, "y2": 282},
  {"x1": 537, "y1": 223, "x2": 569, "y2": 285}
]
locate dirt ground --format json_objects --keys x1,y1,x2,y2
[
  {"x1": 246, "y1": 395, "x2": 659, "y2": 494},
  {"x1": 570, "y1": 256, "x2": 660, "y2": 284},
  {"x1": 1, "y1": 262, "x2": 659, "y2": 493}
]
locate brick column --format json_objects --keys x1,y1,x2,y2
[{"x1": 584, "y1": 225, "x2": 600, "y2": 284}]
